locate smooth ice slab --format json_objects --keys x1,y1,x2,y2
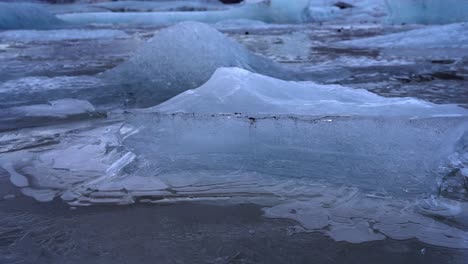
[
  {"x1": 123, "y1": 113, "x2": 467, "y2": 196},
  {"x1": 0, "y1": 3, "x2": 65, "y2": 30},
  {"x1": 385, "y1": 0, "x2": 468, "y2": 24},
  {"x1": 105, "y1": 22, "x2": 290, "y2": 107}
]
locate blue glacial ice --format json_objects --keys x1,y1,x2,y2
[{"x1": 0, "y1": 3, "x2": 65, "y2": 30}]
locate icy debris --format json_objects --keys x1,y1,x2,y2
[
  {"x1": 340, "y1": 23, "x2": 468, "y2": 49},
  {"x1": 21, "y1": 188, "x2": 56, "y2": 202},
  {"x1": 385, "y1": 0, "x2": 468, "y2": 24},
  {"x1": 0, "y1": 3, "x2": 65, "y2": 30},
  {"x1": 0, "y1": 29, "x2": 129, "y2": 43},
  {"x1": 3, "y1": 163, "x2": 29, "y2": 188},
  {"x1": 106, "y1": 22, "x2": 290, "y2": 107},
  {"x1": 152, "y1": 67, "x2": 467, "y2": 117},
  {"x1": 2, "y1": 194, "x2": 15, "y2": 200}
]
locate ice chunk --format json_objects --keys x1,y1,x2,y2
[
  {"x1": 385, "y1": 0, "x2": 468, "y2": 24},
  {"x1": 0, "y1": 3, "x2": 65, "y2": 30},
  {"x1": 340, "y1": 23, "x2": 468, "y2": 49},
  {"x1": 153, "y1": 67, "x2": 467, "y2": 117},
  {"x1": 0, "y1": 29, "x2": 129, "y2": 43},
  {"x1": 0, "y1": 99, "x2": 102, "y2": 132},
  {"x1": 7, "y1": 99, "x2": 95, "y2": 118},
  {"x1": 58, "y1": 0, "x2": 312, "y2": 25},
  {"x1": 105, "y1": 22, "x2": 291, "y2": 107}
]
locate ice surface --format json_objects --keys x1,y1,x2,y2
[
  {"x1": 153, "y1": 67, "x2": 467, "y2": 116},
  {"x1": 341, "y1": 23, "x2": 468, "y2": 48},
  {"x1": 58, "y1": 0, "x2": 312, "y2": 25},
  {"x1": 0, "y1": 29, "x2": 129, "y2": 43},
  {"x1": 105, "y1": 22, "x2": 291, "y2": 107},
  {"x1": 0, "y1": 3, "x2": 65, "y2": 30},
  {"x1": 385, "y1": 0, "x2": 468, "y2": 24}
]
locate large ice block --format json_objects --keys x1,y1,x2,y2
[{"x1": 124, "y1": 68, "x2": 468, "y2": 196}]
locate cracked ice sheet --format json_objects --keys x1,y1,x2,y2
[{"x1": 264, "y1": 189, "x2": 468, "y2": 248}]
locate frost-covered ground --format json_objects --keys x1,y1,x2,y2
[{"x1": 0, "y1": 0, "x2": 468, "y2": 263}]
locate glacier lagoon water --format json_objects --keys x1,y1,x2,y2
[{"x1": 1, "y1": 0, "x2": 468, "y2": 262}]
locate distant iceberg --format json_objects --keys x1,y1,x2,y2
[
  {"x1": 0, "y1": 3, "x2": 65, "y2": 30},
  {"x1": 340, "y1": 23, "x2": 468, "y2": 48},
  {"x1": 58, "y1": 0, "x2": 312, "y2": 25},
  {"x1": 385, "y1": 0, "x2": 468, "y2": 24}
]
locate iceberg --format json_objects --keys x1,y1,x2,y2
[
  {"x1": 105, "y1": 22, "x2": 292, "y2": 107},
  {"x1": 58, "y1": 0, "x2": 312, "y2": 25},
  {"x1": 385, "y1": 0, "x2": 468, "y2": 24},
  {"x1": 0, "y1": 3, "x2": 65, "y2": 30},
  {"x1": 340, "y1": 23, "x2": 468, "y2": 49}
]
